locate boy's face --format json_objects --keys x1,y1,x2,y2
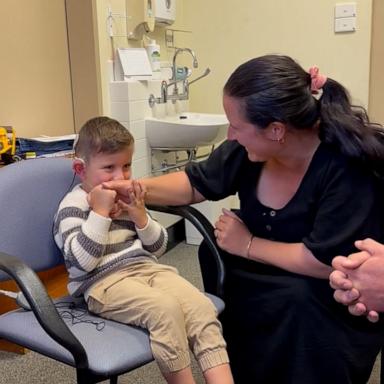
[{"x1": 77, "y1": 146, "x2": 133, "y2": 192}]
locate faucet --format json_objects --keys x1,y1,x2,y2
[
  {"x1": 188, "y1": 68, "x2": 211, "y2": 85},
  {"x1": 147, "y1": 49, "x2": 210, "y2": 107},
  {"x1": 170, "y1": 48, "x2": 198, "y2": 98},
  {"x1": 160, "y1": 80, "x2": 168, "y2": 103},
  {"x1": 148, "y1": 80, "x2": 168, "y2": 108},
  {"x1": 171, "y1": 48, "x2": 198, "y2": 81}
]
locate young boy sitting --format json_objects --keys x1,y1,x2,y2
[{"x1": 53, "y1": 116, "x2": 233, "y2": 384}]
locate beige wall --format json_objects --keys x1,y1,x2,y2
[
  {"x1": 65, "y1": 0, "x2": 102, "y2": 131},
  {"x1": 96, "y1": 1, "x2": 373, "y2": 116},
  {"x1": 0, "y1": 1, "x2": 379, "y2": 138},
  {"x1": 369, "y1": 0, "x2": 384, "y2": 124},
  {"x1": 0, "y1": 0, "x2": 74, "y2": 137},
  {"x1": 179, "y1": 0, "x2": 373, "y2": 114}
]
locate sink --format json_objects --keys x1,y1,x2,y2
[{"x1": 145, "y1": 112, "x2": 228, "y2": 148}]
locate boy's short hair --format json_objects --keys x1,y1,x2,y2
[{"x1": 74, "y1": 116, "x2": 134, "y2": 161}]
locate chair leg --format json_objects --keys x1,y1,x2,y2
[{"x1": 76, "y1": 369, "x2": 118, "y2": 384}]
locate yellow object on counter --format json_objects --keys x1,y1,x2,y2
[{"x1": 0, "y1": 126, "x2": 16, "y2": 156}]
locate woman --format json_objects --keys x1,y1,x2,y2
[{"x1": 105, "y1": 55, "x2": 384, "y2": 383}]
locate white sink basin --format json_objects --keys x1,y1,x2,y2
[{"x1": 145, "y1": 112, "x2": 228, "y2": 148}]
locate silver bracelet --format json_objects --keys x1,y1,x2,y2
[{"x1": 246, "y1": 235, "x2": 254, "y2": 259}]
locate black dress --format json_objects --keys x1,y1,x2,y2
[{"x1": 186, "y1": 140, "x2": 384, "y2": 384}]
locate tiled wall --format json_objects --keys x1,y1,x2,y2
[
  {"x1": 109, "y1": 79, "x2": 185, "y2": 228},
  {"x1": 110, "y1": 80, "x2": 157, "y2": 180}
]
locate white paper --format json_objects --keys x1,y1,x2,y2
[
  {"x1": 117, "y1": 48, "x2": 152, "y2": 78},
  {"x1": 31, "y1": 134, "x2": 77, "y2": 142}
]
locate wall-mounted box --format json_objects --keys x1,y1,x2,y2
[
  {"x1": 126, "y1": 0, "x2": 155, "y2": 40},
  {"x1": 155, "y1": 0, "x2": 176, "y2": 26}
]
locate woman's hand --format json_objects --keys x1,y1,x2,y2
[
  {"x1": 117, "y1": 180, "x2": 148, "y2": 229},
  {"x1": 214, "y1": 208, "x2": 252, "y2": 257},
  {"x1": 103, "y1": 179, "x2": 137, "y2": 204}
]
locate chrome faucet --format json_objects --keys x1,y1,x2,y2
[
  {"x1": 160, "y1": 80, "x2": 168, "y2": 103},
  {"x1": 148, "y1": 80, "x2": 168, "y2": 107},
  {"x1": 170, "y1": 48, "x2": 198, "y2": 99},
  {"x1": 147, "y1": 49, "x2": 210, "y2": 107},
  {"x1": 171, "y1": 48, "x2": 198, "y2": 81},
  {"x1": 188, "y1": 68, "x2": 211, "y2": 85}
]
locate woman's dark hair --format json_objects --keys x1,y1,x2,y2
[{"x1": 224, "y1": 54, "x2": 384, "y2": 176}]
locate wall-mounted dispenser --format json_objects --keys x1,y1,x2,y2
[
  {"x1": 126, "y1": 0, "x2": 156, "y2": 40},
  {"x1": 155, "y1": 0, "x2": 176, "y2": 26}
]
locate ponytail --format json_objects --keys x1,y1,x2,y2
[
  {"x1": 319, "y1": 79, "x2": 384, "y2": 177},
  {"x1": 224, "y1": 55, "x2": 384, "y2": 177}
]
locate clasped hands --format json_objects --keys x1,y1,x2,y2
[
  {"x1": 88, "y1": 179, "x2": 148, "y2": 228},
  {"x1": 330, "y1": 238, "x2": 384, "y2": 323}
]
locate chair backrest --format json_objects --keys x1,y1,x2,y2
[{"x1": 0, "y1": 158, "x2": 76, "y2": 281}]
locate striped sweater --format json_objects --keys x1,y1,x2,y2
[{"x1": 53, "y1": 184, "x2": 168, "y2": 297}]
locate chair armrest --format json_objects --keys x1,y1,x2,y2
[
  {"x1": 147, "y1": 204, "x2": 225, "y2": 298},
  {"x1": 0, "y1": 251, "x2": 88, "y2": 369}
]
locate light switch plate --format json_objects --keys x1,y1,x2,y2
[
  {"x1": 335, "y1": 3, "x2": 357, "y2": 18},
  {"x1": 334, "y1": 17, "x2": 356, "y2": 33}
]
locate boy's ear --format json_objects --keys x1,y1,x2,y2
[{"x1": 72, "y1": 157, "x2": 85, "y2": 176}]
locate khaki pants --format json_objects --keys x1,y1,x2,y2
[{"x1": 87, "y1": 261, "x2": 229, "y2": 373}]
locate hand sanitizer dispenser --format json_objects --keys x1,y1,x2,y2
[{"x1": 155, "y1": 0, "x2": 176, "y2": 26}]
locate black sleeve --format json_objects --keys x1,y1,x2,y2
[
  {"x1": 185, "y1": 140, "x2": 248, "y2": 200},
  {"x1": 302, "y1": 165, "x2": 383, "y2": 265}
]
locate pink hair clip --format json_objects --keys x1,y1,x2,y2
[{"x1": 308, "y1": 66, "x2": 327, "y2": 95}]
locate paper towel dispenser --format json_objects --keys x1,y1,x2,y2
[
  {"x1": 126, "y1": 0, "x2": 156, "y2": 40},
  {"x1": 155, "y1": 0, "x2": 176, "y2": 26}
]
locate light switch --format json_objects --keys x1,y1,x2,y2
[
  {"x1": 335, "y1": 3, "x2": 357, "y2": 18},
  {"x1": 334, "y1": 17, "x2": 356, "y2": 33}
]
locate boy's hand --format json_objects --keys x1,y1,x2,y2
[
  {"x1": 87, "y1": 185, "x2": 117, "y2": 218},
  {"x1": 118, "y1": 180, "x2": 148, "y2": 228}
]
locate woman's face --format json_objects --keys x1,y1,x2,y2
[{"x1": 223, "y1": 95, "x2": 279, "y2": 162}]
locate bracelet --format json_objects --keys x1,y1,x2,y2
[{"x1": 246, "y1": 235, "x2": 254, "y2": 259}]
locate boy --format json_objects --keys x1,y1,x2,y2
[{"x1": 54, "y1": 117, "x2": 233, "y2": 384}]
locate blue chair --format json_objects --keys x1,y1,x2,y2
[{"x1": 0, "y1": 157, "x2": 225, "y2": 383}]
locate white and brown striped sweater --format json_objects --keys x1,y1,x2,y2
[{"x1": 54, "y1": 184, "x2": 168, "y2": 297}]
